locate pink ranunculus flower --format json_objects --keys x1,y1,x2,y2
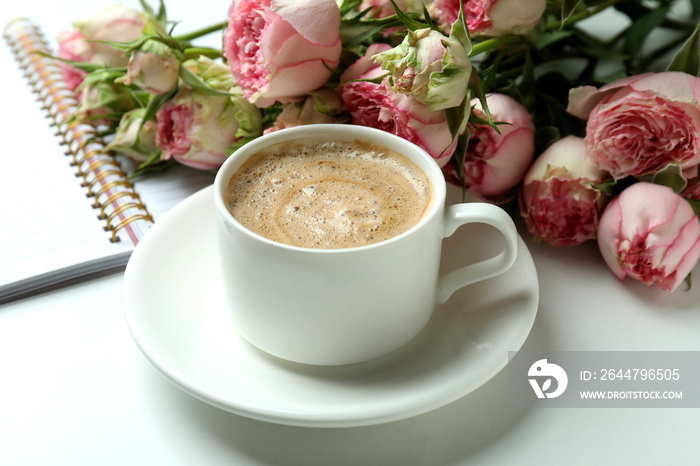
[
  {"x1": 682, "y1": 177, "x2": 700, "y2": 201},
  {"x1": 223, "y1": 0, "x2": 342, "y2": 107},
  {"x1": 446, "y1": 93, "x2": 534, "y2": 200},
  {"x1": 567, "y1": 72, "x2": 700, "y2": 180},
  {"x1": 56, "y1": 5, "x2": 147, "y2": 91},
  {"x1": 520, "y1": 136, "x2": 610, "y2": 247},
  {"x1": 597, "y1": 182, "x2": 700, "y2": 292},
  {"x1": 432, "y1": 0, "x2": 546, "y2": 36},
  {"x1": 339, "y1": 44, "x2": 457, "y2": 167}
]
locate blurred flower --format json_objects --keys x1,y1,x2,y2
[
  {"x1": 72, "y1": 4, "x2": 148, "y2": 66},
  {"x1": 56, "y1": 30, "x2": 91, "y2": 91},
  {"x1": 432, "y1": 0, "x2": 546, "y2": 36},
  {"x1": 597, "y1": 182, "x2": 700, "y2": 292},
  {"x1": 520, "y1": 136, "x2": 610, "y2": 246},
  {"x1": 447, "y1": 93, "x2": 534, "y2": 200},
  {"x1": 117, "y1": 40, "x2": 179, "y2": 94},
  {"x1": 56, "y1": 5, "x2": 148, "y2": 91},
  {"x1": 339, "y1": 44, "x2": 457, "y2": 166},
  {"x1": 372, "y1": 27, "x2": 471, "y2": 111},
  {"x1": 155, "y1": 58, "x2": 263, "y2": 170},
  {"x1": 75, "y1": 80, "x2": 135, "y2": 127},
  {"x1": 222, "y1": 0, "x2": 342, "y2": 107},
  {"x1": 567, "y1": 72, "x2": 700, "y2": 180},
  {"x1": 105, "y1": 108, "x2": 158, "y2": 163},
  {"x1": 264, "y1": 89, "x2": 344, "y2": 133}
]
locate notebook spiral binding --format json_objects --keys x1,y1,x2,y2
[{"x1": 3, "y1": 18, "x2": 154, "y2": 244}]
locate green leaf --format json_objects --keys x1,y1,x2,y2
[
  {"x1": 138, "y1": 85, "x2": 177, "y2": 134},
  {"x1": 560, "y1": 0, "x2": 585, "y2": 24},
  {"x1": 667, "y1": 21, "x2": 700, "y2": 76},
  {"x1": 339, "y1": 14, "x2": 401, "y2": 47},
  {"x1": 623, "y1": 6, "x2": 670, "y2": 62},
  {"x1": 591, "y1": 178, "x2": 619, "y2": 196},
  {"x1": 444, "y1": 93, "x2": 470, "y2": 140},
  {"x1": 535, "y1": 29, "x2": 573, "y2": 50},
  {"x1": 687, "y1": 199, "x2": 700, "y2": 217},
  {"x1": 652, "y1": 163, "x2": 688, "y2": 194},
  {"x1": 34, "y1": 51, "x2": 106, "y2": 73},
  {"x1": 388, "y1": 0, "x2": 429, "y2": 31},
  {"x1": 179, "y1": 65, "x2": 237, "y2": 97},
  {"x1": 572, "y1": 29, "x2": 628, "y2": 61}
]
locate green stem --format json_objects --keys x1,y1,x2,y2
[
  {"x1": 470, "y1": 35, "x2": 523, "y2": 57},
  {"x1": 546, "y1": 0, "x2": 624, "y2": 31},
  {"x1": 183, "y1": 47, "x2": 223, "y2": 60},
  {"x1": 173, "y1": 21, "x2": 228, "y2": 41}
]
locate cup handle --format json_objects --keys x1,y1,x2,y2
[{"x1": 436, "y1": 203, "x2": 519, "y2": 304}]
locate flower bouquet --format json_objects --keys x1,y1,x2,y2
[{"x1": 49, "y1": 0, "x2": 700, "y2": 292}]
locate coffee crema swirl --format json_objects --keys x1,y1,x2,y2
[{"x1": 224, "y1": 139, "x2": 432, "y2": 249}]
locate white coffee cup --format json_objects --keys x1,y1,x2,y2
[{"x1": 214, "y1": 124, "x2": 518, "y2": 365}]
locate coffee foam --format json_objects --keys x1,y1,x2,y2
[{"x1": 224, "y1": 139, "x2": 432, "y2": 249}]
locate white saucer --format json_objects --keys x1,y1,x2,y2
[{"x1": 123, "y1": 185, "x2": 539, "y2": 428}]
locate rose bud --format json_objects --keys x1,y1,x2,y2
[
  {"x1": 223, "y1": 0, "x2": 342, "y2": 107},
  {"x1": 520, "y1": 136, "x2": 610, "y2": 247},
  {"x1": 567, "y1": 72, "x2": 700, "y2": 179},
  {"x1": 155, "y1": 58, "x2": 262, "y2": 170},
  {"x1": 432, "y1": 0, "x2": 546, "y2": 36},
  {"x1": 597, "y1": 182, "x2": 700, "y2": 292},
  {"x1": 372, "y1": 27, "x2": 472, "y2": 111},
  {"x1": 446, "y1": 93, "x2": 535, "y2": 200},
  {"x1": 75, "y1": 81, "x2": 136, "y2": 127},
  {"x1": 264, "y1": 89, "x2": 345, "y2": 134},
  {"x1": 117, "y1": 40, "x2": 180, "y2": 94},
  {"x1": 340, "y1": 44, "x2": 457, "y2": 166},
  {"x1": 105, "y1": 109, "x2": 158, "y2": 163}
]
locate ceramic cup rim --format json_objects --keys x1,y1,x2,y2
[{"x1": 213, "y1": 124, "x2": 448, "y2": 253}]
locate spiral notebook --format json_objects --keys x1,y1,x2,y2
[{"x1": 0, "y1": 18, "x2": 215, "y2": 304}]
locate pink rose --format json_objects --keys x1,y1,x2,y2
[
  {"x1": 445, "y1": 93, "x2": 534, "y2": 200},
  {"x1": 567, "y1": 72, "x2": 700, "y2": 179},
  {"x1": 155, "y1": 86, "x2": 261, "y2": 170},
  {"x1": 520, "y1": 136, "x2": 610, "y2": 247},
  {"x1": 597, "y1": 182, "x2": 700, "y2": 292},
  {"x1": 432, "y1": 0, "x2": 546, "y2": 36},
  {"x1": 56, "y1": 30, "x2": 90, "y2": 91},
  {"x1": 223, "y1": 0, "x2": 342, "y2": 107},
  {"x1": 339, "y1": 44, "x2": 457, "y2": 167},
  {"x1": 72, "y1": 5, "x2": 148, "y2": 66},
  {"x1": 56, "y1": 5, "x2": 147, "y2": 91}
]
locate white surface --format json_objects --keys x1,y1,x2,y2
[
  {"x1": 2, "y1": 1, "x2": 700, "y2": 465},
  {"x1": 123, "y1": 186, "x2": 537, "y2": 427}
]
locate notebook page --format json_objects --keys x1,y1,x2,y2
[{"x1": 0, "y1": 39, "x2": 136, "y2": 292}]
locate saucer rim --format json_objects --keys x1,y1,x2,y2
[{"x1": 123, "y1": 185, "x2": 539, "y2": 427}]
